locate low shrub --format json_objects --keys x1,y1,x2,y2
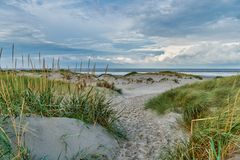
[
  {"x1": 96, "y1": 80, "x2": 122, "y2": 94},
  {"x1": 124, "y1": 71, "x2": 138, "y2": 77}
]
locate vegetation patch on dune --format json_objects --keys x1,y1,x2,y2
[
  {"x1": 124, "y1": 71, "x2": 202, "y2": 80},
  {"x1": 0, "y1": 71, "x2": 118, "y2": 129},
  {"x1": 96, "y1": 80, "x2": 122, "y2": 94},
  {"x1": 146, "y1": 75, "x2": 240, "y2": 159},
  {"x1": 159, "y1": 102, "x2": 240, "y2": 160},
  {"x1": 0, "y1": 71, "x2": 121, "y2": 159},
  {"x1": 124, "y1": 71, "x2": 138, "y2": 77},
  {"x1": 158, "y1": 71, "x2": 203, "y2": 79},
  {"x1": 146, "y1": 75, "x2": 240, "y2": 124}
]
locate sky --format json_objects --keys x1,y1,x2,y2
[{"x1": 0, "y1": 0, "x2": 240, "y2": 68}]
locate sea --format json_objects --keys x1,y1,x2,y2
[{"x1": 74, "y1": 68, "x2": 240, "y2": 77}]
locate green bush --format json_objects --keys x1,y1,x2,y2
[{"x1": 146, "y1": 76, "x2": 240, "y2": 125}]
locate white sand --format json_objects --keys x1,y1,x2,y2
[
  {"x1": 13, "y1": 72, "x2": 204, "y2": 159},
  {"x1": 6, "y1": 117, "x2": 119, "y2": 160},
  {"x1": 109, "y1": 74, "x2": 202, "y2": 159}
]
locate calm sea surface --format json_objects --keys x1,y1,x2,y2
[{"x1": 74, "y1": 68, "x2": 240, "y2": 77}]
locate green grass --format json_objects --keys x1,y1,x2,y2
[
  {"x1": 124, "y1": 71, "x2": 138, "y2": 76},
  {"x1": 158, "y1": 71, "x2": 203, "y2": 80},
  {"x1": 0, "y1": 71, "x2": 121, "y2": 159},
  {"x1": 96, "y1": 80, "x2": 122, "y2": 94},
  {"x1": 0, "y1": 71, "x2": 118, "y2": 129},
  {"x1": 146, "y1": 76, "x2": 240, "y2": 125},
  {"x1": 98, "y1": 73, "x2": 118, "y2": 79},
  {"x1": 146, "y1": 75, "x2": 240, "y2": 159},
  {"x1": 159, "y1": 102, "x2": 240, "y2": 160},
  {"x1": 124, "y1": 71, "x2": 203, "y2": 79}
]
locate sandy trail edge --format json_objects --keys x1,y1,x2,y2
[{"x1": 113, "y1": 80, "x2": 198, "y2": 160}]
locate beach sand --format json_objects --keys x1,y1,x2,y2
[
  {"x1": 15, "y1": 71, "x2": 203, "y2": 159},
  {"x1": 102, "y1": 73, "x2": 202, "y2": 159}
]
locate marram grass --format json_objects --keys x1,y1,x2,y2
[
  {"x1": 146, "y1": 76, "x2": 240, "y2": 159},
  {"x1": 159, "y1": 97, "x2": 240, "y2": 160},
  {"x1": 146, "y1": 75, "x2": 240, "y2": 126},
  {"x1": 0, "y1": 71, "x2": 120, "y2": 159}
]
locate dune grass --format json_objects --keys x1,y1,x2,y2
[
  {"x1": 0, "y1": 71, "x2": 119, "y2": 129},
  {"x1": 159, "y1": 98, "x2": 240, "y2": 160},
  {"x1": 0, "y1": 71, "x2": 120, "y2": 159},
  {"x1": 96, "y1": 80, "x2": 122, "y2": 94},
  {"x1": 146, "y1": 75, "x2": 240, "y2": 159},
  {"x1": 124, "y1": 71, "x2": 138, "y2": 76},
  {"x1": 146, "y1": 75, "x2": 240, "y2": 126},
  {"x1": 157, "y1": 71, "x2": 203, "y2": 79},
  {"x1": 124, "y1": 71, "x2": 202, "y2": 79}
]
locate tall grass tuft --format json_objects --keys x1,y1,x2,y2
[
  {"x1": 0, "y1": 48, "x2": 3, "y2": 60},
  {"x1": 0, "y1": 70, "x2": 120, "y2": 158},
  {"x1": 160, "y1": 95, "x2": 240, "y2": 159},
  {"x1": 146, "y1": 76, "x2": 240, "y2": 126},
  {"x1": 0, "y1": 44, "x2": 123, "y2": 158},
  {"x1": 147, "y1": 76, "x2": 240, "y2": 159},
  {"x1": 96, "y1": 80, "x2": 122, "y2": 94},
  {"x1": 11, "y1": 43, "x2": 14, "y2": 68},
  {"x1": 0, "y1": 71, "x2": 118, "y2": 128},
  {"x1": 0, "y1": 98, "x2": 31, "y2": 159}
]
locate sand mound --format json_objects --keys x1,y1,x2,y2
[{"x1": 7, "y1": 117, "x2": 119, "y2": 160}]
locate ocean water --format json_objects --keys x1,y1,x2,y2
[{"x1": 74, "y1": 68, "x2": 240, "y2": 77}]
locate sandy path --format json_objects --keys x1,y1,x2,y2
[
  {"x1": 113, "y1": 79, "x2": 199, "y2": 160},
  {"x1": 114, "y1": 95, "x2": 185, "y2": 160}
]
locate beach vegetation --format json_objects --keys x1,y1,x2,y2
[
  {"x1": 124, "y1": 71, "x2": 138, "y2": 76},
  {"x1": 146, "y1": 75, "x2": 240, "y2": 159},
  {"x1": 96, "y1": 80, "x2": 122, "y2": 94},
  {"x1": 0, "y1": 70, "x2": 121, "y2": 158}
]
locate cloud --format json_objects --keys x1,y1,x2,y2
[
  {"x1": 90, "y1": 42, "x2": 240, "y2": 67},
  {"x1": 168, "y1": 42, "x2": 240, "y2": 65},
  {"x1": 0, "y1": 0, "x2": 134, "y2": 47},
  {"x1": 0, "y1": 0, "x2": 240, "y2": 67},
  {"x1": 131, "y1": 0, "x2": 240, "y2": 38}
]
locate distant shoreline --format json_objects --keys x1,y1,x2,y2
[
  {"x1": 73, "y1": 68, "x2": 240, "y2": 77},
  {"x1": 88, "y1": 71, "x2": 240, "y2": 77},
  {"x1": 1, "y1": 68, "x2": 240, "y2": 77},
  {"x1": 74, "y1": 68, "x2": 240, "y2": 77}
]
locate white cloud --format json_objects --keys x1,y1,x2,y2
[
  {"x1": 90, "y1": 42, "x2": 240, "y2": 67},
  {"x1": 0, "y1": 0, "x2": 134, "y2": 50},
  {"x1": 0, "y1": 0, "x2": 240, "y2": 67}
]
